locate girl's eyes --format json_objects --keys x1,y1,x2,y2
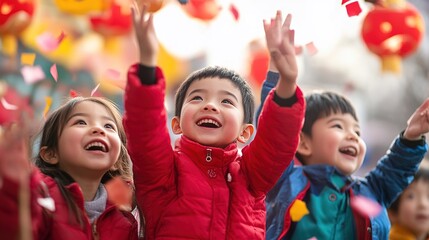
[
  {"x1": 105, "y1": 123, "x2": 116, "y2": 130},
  {"x1": 222, "y1": 99, "x2": 233, "y2": 105},
  {"x1": 333, "y1": 124, "x2": 343, "y2": 129},
  {"x1": 190, "y1": 96, "x2": 203, "y2": 101},
  {"x1": 75, "y1": 119, "x2": 86, "y2": 125}
]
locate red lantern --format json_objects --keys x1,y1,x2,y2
[
  {"x1": 182, "y1": 0, "x2": 222, "y2": 21},
  {"x1": 361, "y1": 0, "x2": 424, "y2": 73},
  {"x1": 0, "y1": 0, "x2": 34, "y2": 34},
  {"x1": 90, "y1": 3, "x2": 132, "y2": 37}
]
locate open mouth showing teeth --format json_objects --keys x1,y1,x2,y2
[
  {"x1": 339, "y1": 147, "x2": 357, "y2": 157},
  {"x1": 197, "y1": 118, "x2": 221, "y2": 128},
  {"x1": 85, "y1": 141, "x2": 108, "y2": 152}
]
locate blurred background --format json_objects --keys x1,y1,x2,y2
[{"x1": 0, "y1": 0, "x2": 428, "y2": 175}]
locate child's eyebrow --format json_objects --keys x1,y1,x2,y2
[
  {"x1": 188, "y1": 89, "x2": 239, "y2": 102},
  {"x1": 69, "y1": 112, "x2": 115, "y2": 122},
  {"x1": 327, "y1": 117, "x2": 360, "y2": 128}
]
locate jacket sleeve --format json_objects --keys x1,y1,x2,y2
[
  {"x1": 364, "y1": 136, "x2": 428, "y2": 207},
  {"x1": 123, "y1": 64, "x2": 175, "y2": 200},
  {"x1": 0, "y1": 169, "x2": 50, "y2": 239},
  {"x1": 242, "y1": 86, "x2": 305, "y2": 197},
  {"x1": 255, "y1": 71, "x2": 279, "y2": 127}
]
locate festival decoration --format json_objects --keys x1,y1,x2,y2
[
  {"x1": 361, "y1": 0, "x2": 425, "y2": 73},
  {"x1": 0, "y1": 0, "x2": 35, "y2": 56},
  {"x1": 182, "y1": 0, "x2": 222, "y2": 21},
  {"x1": 141, "y1": 0, "x2": 164, "y2": 13},
  {"x1": 53, "y1": 0, "x2": 110, "y2": 15}
]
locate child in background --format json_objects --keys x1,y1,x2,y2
[
  {"x1": 0, "y1": 97, "x2": 142, "y2": 239},
  {"x1": 123, "y1": 6, "x2": 304, "y2": 239},
  {"x1": 259, "y1": 65, "x2": 429, "y2": 238},
  {"x1": 388, "y1": 167, "x2": 429, "y2": 240}
]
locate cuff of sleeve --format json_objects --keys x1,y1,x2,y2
[
  {"x1": 266, "y1": 71, "x2": 280, "y2": 85},
  {"x1": 138, "y1": 64, "x2": 156, "y2": 85},
  {"x1": 400, "y1": 130, "x2": 426, "y2": 148},
  {"x1": 273, "y1": 91, "x2": 298, "y2": 107}
]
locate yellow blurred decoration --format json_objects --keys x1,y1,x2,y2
[
  {"x1": 158, "y1": 44, "x2": 186, "y2": 89},
  {"x1": 53, "y1": 0, "x2": 111, "y2": 15}
]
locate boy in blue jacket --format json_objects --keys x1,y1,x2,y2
[{"x1": 258, "y1": 23, "x2": 429, "y2": 240}]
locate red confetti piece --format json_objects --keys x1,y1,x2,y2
[
  {"x1": 69, "y1": 90, "x2": 79, "y2": 98},
  {"x1": 350, "y1": 195, "x2": 382, "y2": 218},
  {"x1": 229, "y1": 4, "x2": 239, "y2": 21},
  {"x1": 341, "y1": 0, "x2": 351, "y2": 5},
  {"x1": 345, "y1": 1, "x2": 362, "y2": 17}
]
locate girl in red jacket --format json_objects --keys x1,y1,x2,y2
[
  {"x1": 0, "y1": 97, "x2": 142, "y2": 239},
  {"x1": 124, "y1": 5, "x2": 304, "y2": 239}
]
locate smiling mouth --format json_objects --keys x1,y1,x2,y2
[
  {"x1": 85, "y1": 141, "x2": 108, "y2": 152},
  {"x1": 197, "y1": 118, "x2": 221, "y2": 128},
  {"x1": 339, "y1": 146, "x2": 357, "y2": 157}
]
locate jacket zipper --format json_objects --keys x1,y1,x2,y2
[
  {"x1": 92, "y1": 219, "x2": 99, "y2": 240},
  {"x1": 206, "y1": 148, "x2": 212, "y2": 162}
]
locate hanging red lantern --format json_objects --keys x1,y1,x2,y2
[
  {"x1": 90, "y1": 3, "x2": 132, "y2": 37},
  {"x1": 0, "y1": 0, "x2": 35, "y2": 56},
  {"x1": 182, "y1": 0, "x2": 222, "y2": 21},
  {"x1": 361, "y1": 0, "x2": 424, "y2": 73}
]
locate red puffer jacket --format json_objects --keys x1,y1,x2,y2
[
  {"x1": 124, "y1": 64, "x2": 305, "y2": 240},
  {"x1": 0, "y1": 169, "x2": 139, "y2": 240}
]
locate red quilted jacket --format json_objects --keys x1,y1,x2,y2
[
  {"x1": 0, "y1": 169, "x2": 139, "y2": 240},
  {"x1": 124, "y1": 64, "x2": 305, "y2": 239}
]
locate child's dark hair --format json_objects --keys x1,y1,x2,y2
[
  {"x1": 174, "y1": 66, "x2": 255, "y2": 124},
  {"x1": 296, "y1": 91, "x2": 358, "y2": 163},
  {"x1": 34, "y1": 96, "x2": 132, "y2": 227},
  {"x1": 389, "y1": 168, "x2": 429, "y2": 212}
]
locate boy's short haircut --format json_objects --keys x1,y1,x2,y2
[
  {"x1": 174, "y1": 66, "x2": 255, "y2": 124},
  {"x1": 296, "y1": 91, "x2": 358, "y2": 163},
  {"x1": 389, "y1": 167, "x2": 429, "y2": 212}
]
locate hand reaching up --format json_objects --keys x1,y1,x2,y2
[
  {"x1": 263, "y1": 10, "x2": 298, "y2": 98},
  {"x1": 131, "y1": 1, "x2": 158, "y2": 66},
  {"x1": 0, "y1": 119, "x2": 32, "y2": 186},
  {"x1": 404, "y1": 98, "x2": 429, "y2": 141}
]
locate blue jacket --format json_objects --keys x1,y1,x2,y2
[{"x1": 259, "y1": 72, "x2": 428, "y2": 240}]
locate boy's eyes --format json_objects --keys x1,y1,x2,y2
[
  {"x1": 222, "y1": 99, "x2": 233, "y2": 105},
  {"x1": 190, "y1": 96, "x2": 203, "y2": 101}
]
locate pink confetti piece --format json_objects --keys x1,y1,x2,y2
[
  {"x1": 36, "y1": 32, "x2": 60, "y2": 52},
  {"x1": 345, "y1": 1, "x2": 362, "y2": 17},
  {"x1": 305, "y1": 42, "x2": 318, "y2": 55},
  {"x1": 21, "y1": 66, "x2": 46, "y2": 84},
  {"x1": 229, "y1": 4, "x2": 239, "y2": 21},
  {"x1": 69, "y1": 90, "x2": 79, "y2": 98},
  {"x1": 91, "y1": 83, "x2": 100, "y2": 97},
  {"x1": 350, "y1": 195, "x2": 382, "y2": 218},
  {"x1": 1, "y1": 97, "x2": 18, "y2": 110},
  {"x1": 105, "y1": 68, "x2": 121, "y2": 80},
  {"x1": 50, "y1": 64, "x2": 58, "y2": 82},
  {"x1": 308, "y1": 237, "x2": 318, "y2": 240}
]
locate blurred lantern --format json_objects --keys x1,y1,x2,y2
[
  {"x1": 361, "y1": 0, "x2": 425, "y2": 73},
  {"x1": 141, "y1": 0, "x2": 164, "y2": 13},
  {"x1": 249, "y1": 48, "x2": 269, "y2": 89},
  {"x1": 90, "y1": 2, "x2": 132, "y2": 54},
  {"x1": 0, "y1": 0, "x2": 35, "y2": 56},
  {"x1": 53, "y1": 0, "x2": 111, "y2": 15},
  {"x1": 182, "y1": 0, "x2": 222, "y2": 21}
]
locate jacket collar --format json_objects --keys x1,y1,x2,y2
[
  {"x1": 302, "y1": 165, "x2": 354, "y2": 195},
  {"x1": 176, "y1": 136, "x2": 238, "y2": 170}
]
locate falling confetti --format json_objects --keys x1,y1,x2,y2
[
  {"x1": 50, "y1": 64, "x2": 58, "y2": 82},
  {"x1": 305, "y1": 42, "x2": 318, "y2": 55},
  {"x1": 105, "y1": 68, "x2": 121, "y2": 80},
  {"x1": 69, "y1": 90, "x2": 79, "y2": 98},
  {"x1": 20, "y1": 53, "x2": 36, "y2": 66},
  {"x1": 36, "y1": 32, "x2": 64, "y2": 52},
  {"x1": 229, "y1": 4, "x2": 239, "y2": 21},
  {"x1": 290, "y1": 199, "x2": 309, "y2": 222},
  {"x1": 105, "y1": 177, "x2": 133, "y2": 211},
  {"x1": 91, "y1": 83, "x2": 100, "y2": 97},
  {"x1": 43, "y1": 96, "x2": 52, "y2": 119},
  {"x1": 344, "y1": 1, "x2": 362, "y2": 17},
  {"x1": 21, "y1": 66, "x2": 46, "y2": 84},
  {"x1": 1, "y1": 97, "x2": 18, "y2": 110},
  {"x1": 350, "y1": 195, "x2": 382, "y2": 218}
]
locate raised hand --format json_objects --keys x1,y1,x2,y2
[
  {"x1": 263, "y1": 10, "x2": 298, "y2": 98},
  {"x1": 131, "y1": 1, "x2": 158, "y2": 66},
  {"x1": 0, "y1": 120, "x2": 32, "y2": 186},
  {"x1": 404, "y1": 98, "x2": 429, "y2": 141}
]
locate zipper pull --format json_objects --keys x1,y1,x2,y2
[{"x1": 206, "y1": 149, "x2": 212, "y2": 162}]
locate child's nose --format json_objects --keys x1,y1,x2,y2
[
  {"x1": 91, "y1": 126, "x2": 106, "y2": 135},
  {"x1": 203, "y1": 102, "x2": 218, "y2": 112}
]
